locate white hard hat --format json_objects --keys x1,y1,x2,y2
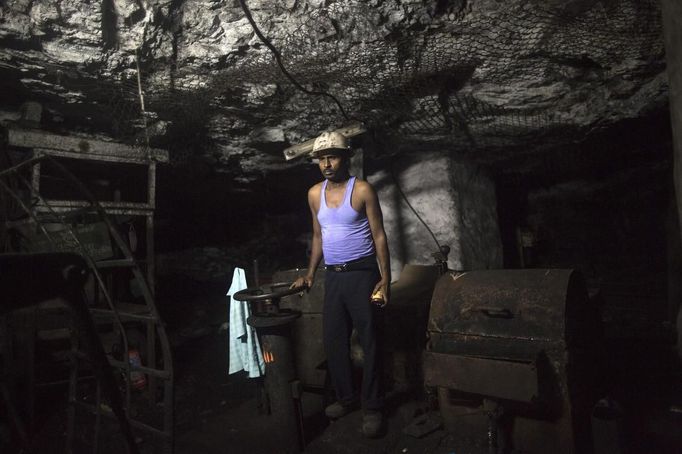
[{"x1": 312, "y1": 131, "x2": 350, "y2": 156}]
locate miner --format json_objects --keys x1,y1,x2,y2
[{"x1": 291, "y1": 130, "x2": 391, "y2": 438}]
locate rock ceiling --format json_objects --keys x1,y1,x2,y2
[{"x1": 0, "y1": 0, "x2": 670, "y2": 178}]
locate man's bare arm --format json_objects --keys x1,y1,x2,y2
[
  {"x1": 359, "y1": 181, "x2": 391, "y2": 305},
  {"x1": 292, "y1": 185, "x2": 323, "y2": 289}
]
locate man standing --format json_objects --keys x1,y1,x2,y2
[{"x1": 291, "y1": 131, "x2": 391, "y2": 438}]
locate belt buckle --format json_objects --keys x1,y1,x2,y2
[{"x1": 333, "y1": 264, "x2": 346, "y2": 272}]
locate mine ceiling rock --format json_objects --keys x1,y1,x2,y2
[{"x1": 0, "y1": 0, "x2": 668, "y2": 178}]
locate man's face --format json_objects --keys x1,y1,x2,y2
[{"x1": 317, "y1": 151, "x2": 348, "y2": 181}]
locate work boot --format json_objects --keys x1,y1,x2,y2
[
  {"x1": 325, "y1": 400, "x2": 357, "y2": 419},
  {"x1": 361, "y1": 410, "x2": 384, "y2": 438}
]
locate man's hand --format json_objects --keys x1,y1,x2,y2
[
  {"x1": 291, "y1": 275, "x2": 314, "y2": 294},
  {"x1": 371, "y1": 280, "x2": 390, "y2": 307}
]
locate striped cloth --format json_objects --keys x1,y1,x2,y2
[{"x1": 227, "y1": 267, "x2": 264, "y2": 378}]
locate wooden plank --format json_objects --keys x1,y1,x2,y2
[
  {"x1": 35, "y1": 200, "x2": 153, "y2": 211},
  {"x1": 34, "y1": 148, "x2": 160, "y2": 164},
  {"x1": 33, "y1": 204, "x2": 153, "y2": 216},
  {"x1": 7, "y1": 128, "x2": 168, "y2": 163},
  {"x1": 423, "y1": 350, "x2": 539, "y2": 403}
]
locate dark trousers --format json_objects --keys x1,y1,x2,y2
[{"x1": 323, "y1": 267, "x2": 383, "y2": 410}]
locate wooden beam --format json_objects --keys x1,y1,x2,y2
[{"x1": 7, "y1": 128, "x2": 169, "y2": 163}]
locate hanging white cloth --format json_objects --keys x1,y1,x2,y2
[{"x1": 227, "y1": 267, "x2": 265, "y2": 378}]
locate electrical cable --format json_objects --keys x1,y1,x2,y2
[{"x1": 238, "y1": 0, "x2": 360, "y2": 123}]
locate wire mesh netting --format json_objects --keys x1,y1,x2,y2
[{"x1": 3, "y1": 0, "x2": 665, "y2": 165}]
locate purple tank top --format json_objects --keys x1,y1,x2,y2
[{"x1": 317, "y1": 176, "x2": 375, "y2": 265}]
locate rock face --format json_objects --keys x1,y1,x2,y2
[
  {"x1": 369, "y1": 151, "x2": 503, "y2": 278},
  {"x1": 0, "y1": 0, "x2": 668, "y2": 178}
]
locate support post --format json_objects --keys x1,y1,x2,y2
[
  {"x1": 661, "y1": 0, "x2": 682, "y2": 356},
  {"x1": 662, "y1": 0, "x2": 682, "y2": 237}
]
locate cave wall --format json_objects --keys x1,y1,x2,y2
[
  {"x1": 514, "y1": 160, "x2": 674, "y2": 338},
  {"x1": 368, "y1": 151, "x2": 502, "y2": 280}
]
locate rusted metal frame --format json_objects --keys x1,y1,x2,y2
[
  {"x1": 6, "y1": 129, "x2": 169, "y2": 163},
  {"x1": 6, "y1": 147, "x2": 170, "y2": 450},
  {"x1": 39, "y1": 157, "x2": 141, "y2": 413},
  {"x1": 45, "y1": 156, "x2": 173, "y2": 451},
  {"x1": 423, "y1": 350, "x2": 539, "y2": 403},
  {"x1": 11, "y1": 167, "x2": 135, "y2": 435}
]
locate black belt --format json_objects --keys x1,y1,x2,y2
[{"x1": 325, "y1": 255, "x2": 377, "y2": 272}]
